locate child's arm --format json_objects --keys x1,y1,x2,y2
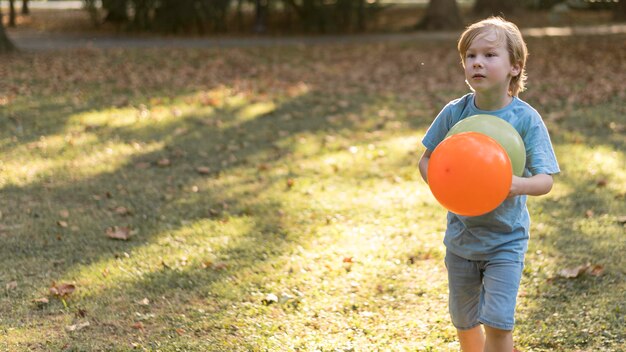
[
  {"x1": 418, "y1": 149, "x2": 433, "y2": 184},
  {"x1": 509, "y1": 174, "x2": 553, "y2": 197}
]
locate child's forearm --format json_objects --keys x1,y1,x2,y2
[
  {"x1": 509, "y1": 174, "x2": 553, "y2": 197},
  {"x1": 418, "y1": 150, "x2": 432, "y2": 184}
]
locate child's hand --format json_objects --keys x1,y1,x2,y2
[
  {"x1": 508, "y1": 176, "x2": 524, "y2": 198},
  {"x1": 508, "y1": 174, "x2": 554, "y2": 198}
]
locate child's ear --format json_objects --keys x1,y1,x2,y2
[{"x1": 510, "y1": 62, "x2": 522, "y2": 77}]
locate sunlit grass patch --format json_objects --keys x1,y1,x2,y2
[{"x1": 0, "y1": 35, "x2": 625, "y2": 351}]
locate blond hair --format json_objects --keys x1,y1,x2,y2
[{"x1": 458, "y1": 17, "x2": 528, "y2": 96}]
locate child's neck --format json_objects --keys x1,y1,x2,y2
[{"x1": 474, "y1": 92, "x2": 513, "y2": 111}]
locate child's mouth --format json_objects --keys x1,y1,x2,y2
[{"x1": 472, "y1": 74, "x2": 486, "y2": 79}]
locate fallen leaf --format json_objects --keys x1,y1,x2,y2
[
  {"x1": 286, "y1": 178, "x2": 295, "y2": 189},
  {"x1": 66, "y1": 321, "x2": 90, "y2": 332},
  {"x1": 557, "y1": 263, "x2": 605, "y2": 279},
  {"x1": 132, "y1": 322, "x2": 145, "y2": 331},
  {"x1": 558, "y1": 264, "x2": 589, "y2": 278},
  {"x1": 76, "y1": 308, "x2": 87, "y2": 318},
  {"x1": 343, "y1": 257, "x2": 354, "y2": 263},
  {"x1": 106, "y1": 226, "x2": 131, "y2": 240},
  {"x1": 137, "y1": 298, "x2": 150, "y2": 306},
  {"x1": 157, "y1": 158, "x2": 171, "y2": 167},
  {"x1": 59, "y1": 210, "x2": 70, "y2": 218},
  {"x1": 135, "y1": 162, "x2": 151, "y2": 169},
  {"x1": 50, "y1": 282, "x2": 76, "y2": 298},
  {"x1": 262, "y1": 293, "x2": 278, "y2": 305},
  {"x1": 588, "y1": 264, "x2": 605, "y2": 276},
  {"x1": 196, "y1": 166, "x2": 211, "y2": 175},
  {"x1": 32, "y1": 297, "x2": 49, "y2": 305},
  {"x1": 6, "y1": 281, "x2": 17, "y2": 290},
  {"x1": 114, "y1": 206, "x2": 131, "y2": 216},
  {"x1": 57, "y1": 220, "x2": 68, "y2": 228}
]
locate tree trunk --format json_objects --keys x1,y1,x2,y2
[
  {"x1": 473, "y1": 0, "x2": 519, "y2": 17},
  {"x1": 9, "y1": 0, "x2": 16, "y2": 27},
  {"x1": 22, "y1": 0, "x2": 29, "y2": 15},
  {"x1": 254, "y1": 0, "x2": 268, "y2": 33},
  {"x1": 415, "y1": 0, "x2": 463, "y2": 30},
  {"x1": 236, "y1": 0, "x2": 244, "y2": 31},
  {"x1": 614, "y1": 0, "x2": 626, "y2": 21},
  {"x1": 102, "y1": 0, "x2": 129, "y2": 23},
  {"x1": 0, "y1": 8, "x2": 16, "y2": 53},
  {"x1": 357, "y1": 0, "x2": 365, "y2": 31}
]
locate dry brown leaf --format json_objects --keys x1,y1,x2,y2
[
  {"x1": 57, "y1": 220, "x2": 68, "y2": 228},
  {"x1": 135, "y1": 162, "x2": 151, "y2": 169},
  {"x1": 50, "y1": 282, "x2": 76, "y2": 298},
  {"x1": 66, "y1": 321, "x2": 90, "y2": 332},
  {"x1": 132, "y1": 322, "x2": 145, "y2": 331},
  {"x1": 32, "y1": 297, "x2": 49, "y2": 305},
  {"x1": 106, "y1": 226, "x2": 131, "y2": 240},
  {"x1": 558, "y1": 264, "x2": 589, "y2": 278},
  {"x1": 196, "y1": 166, "x2": 211, "y2": 175},
  {"x1": 6, "y1": 281, "x2": 17, "y2": 290},
  {"x1": 59, "y1": 210, "x2": 70, "y2": 218},
  {"x1": 114, "y1": 206, "x2": 131, "y2": 216},
  {"x1": 557, "y1": 263, "x2": 605, "y2": 279},
  {"x1": 588, "y1": 264, "x2": 605, "y2": 277},
  {"x1": 137, "y1": 298, "x2": 150, "y2": 306},
  {"x1": 157, "y1": 158, "x2": 171, "y2": 167}
]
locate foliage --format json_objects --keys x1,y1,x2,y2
[
  {"x1": 83, "y1": 0, "x2": 384, "y2": 33},
  {"x1": 0, "y1": 33, "x2": 625, "y2": 351}
]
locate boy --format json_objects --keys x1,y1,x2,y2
[{"x1": 418, "y1": 17, "x2": 560, "y2": 352}]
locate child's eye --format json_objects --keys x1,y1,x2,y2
[
  {"x1": 486, "y1": 52, "x2": 497, "y2": 57},
  {"x1": 466, "y1": 53, "x2": 476, "y2": 58}
]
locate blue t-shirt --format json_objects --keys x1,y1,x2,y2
[{"x1": 422, "y1": 93, "x2": 560, "y2": 262}]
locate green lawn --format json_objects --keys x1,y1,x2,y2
[{"x1": 0, "y1": 35, "x2": 624, "y2": 351}]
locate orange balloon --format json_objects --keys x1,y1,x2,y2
[{"x1": 427, "y1": 132, "x2": 512, "y2": 216}]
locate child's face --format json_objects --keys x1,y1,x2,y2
[{"x1": 463, "y1": 31, "x2": 520, "y2": 96}]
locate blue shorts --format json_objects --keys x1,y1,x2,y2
[{"x1": 445, "y1": 250, "x2": 524, "y2": 331}]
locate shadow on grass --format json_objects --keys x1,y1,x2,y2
[
  {"x1": 514, "y1": 101, "x2": 626, "y2": 351},
  {"x1": 1, "y1": 76, "x2": 431, "y2": 348}
]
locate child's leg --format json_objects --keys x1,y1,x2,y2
[
  {"x1": 445, "y1": 251, "x2": 484, "y2": 351},
  {"x1": 457, "y1": 325, "x2": 484, "y2": 352},
  {"x1": 484, "y1": 325, "x2": 513, "y2": 352},
  {"x1": 480, "y1": 259, "x2": 523, "y2": 352}
]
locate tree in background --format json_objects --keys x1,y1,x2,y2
[
  {"x1": 102, "y1": 0, "x2": 129, "y2": 24},
  {"x1": 415, "y1": 0, "x2": 462, "y2": 30},
  {"x1": 473, "y1": 0, "x2": 519, "y2": 17},
  {"x1": 472, "y1": 0, "x2": 521, "y2": 16},
  {"x1": 85, "y1": 0, "x2": 382, "y2": 34},
  {"x1": 22, "y1": 0, "x2": 29, "y2": 15},
  {"x1": 8, "y1": 0, "x2": 16, "y2": 27},
  {"x1": 0, "y1": 7, "x2": 16, "y2": 53},
  {"x1": 615, "y1": 0, "x2": 626, "y2": 21}
]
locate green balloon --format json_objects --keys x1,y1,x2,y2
[{"x1": 446, "y1": 114, "x2": 526, "y2": 176}]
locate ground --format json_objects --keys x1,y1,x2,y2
[{"x1": 0, "y1": 5, "x2": 625, "y2": 352}]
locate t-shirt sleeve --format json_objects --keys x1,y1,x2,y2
[
  {"x1": 525, "y1": 118, "x2": 560, "y2": 176},
  {"x1": 422, "y1": 104, "x2": 454, "y2": 152}
]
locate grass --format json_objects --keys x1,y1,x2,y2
[{"x1": 1, "y1": 33, "x2": 625, "y2": 351}]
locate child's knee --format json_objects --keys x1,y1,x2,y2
[{"x1": 484, "y1": 324, "x2": 512, "y2": 337}]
